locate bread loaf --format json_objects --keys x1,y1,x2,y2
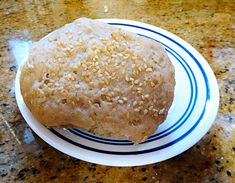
[{"x1": 20, "y1": 18, "x2": 175, "y2": 143}]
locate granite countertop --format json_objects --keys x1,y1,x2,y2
[{"x1": 0, "y1": 0, "x2": 234, "y2": 182}]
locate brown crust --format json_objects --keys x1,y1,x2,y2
[{"x1": 20, "y1": 18, "x2": 175, "y2": 143}]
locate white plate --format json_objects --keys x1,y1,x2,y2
[{"x1": 15, "y1": 19, "x2": 219, "y2": 167}]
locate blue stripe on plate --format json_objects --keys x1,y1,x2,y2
[
  {"x1": 50, "y1": 22, "x2": 209, "y2": 154},
  {"x1": 50, "y1": 102, "x2": 206, "y2": 155}
]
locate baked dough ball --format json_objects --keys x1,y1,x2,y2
[{"x1": 20, "y1": 18, "x2": 175, "y2": 143}]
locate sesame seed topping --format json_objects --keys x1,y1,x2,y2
[
  {"x1": 146, "y1": 68, "x2": 153, "y2": 72},
  {"x1": 122, "y1": 97, "x2": 128, "y2": 102},
  {"x1": 68, "y1": 35, "x2": 73, "y2": 40},
  {"x1": 159, "y1": 108, "x2": 165, "y2": 114},
  {"x1": 118, "y1": 99, "x2": 124, "y2": 104},
  {"x1": 139, "y1": 83, "x2": 143, "y2": 87},
  {"x1": 144, "y1": 109, "x2": 148, "y2": 115},
  {"x1": 130, "y1": 77, "x2": 134, "y2": 81},
  {"x1": 149, "y1": 106, "x2": 154, "y2": 111},
  {"x1": 75, "y1": 84, "x2": 81, "y2": 89},
  {"x1": 153, "y1": 109, "x2": 158, "y2": 112},
  {"x1": 133, "y1": 101, "x2": 138, "y2": 106},
  {"x1": 125, "y1": 76, "x2": 129, "y2": 82},
  {"x1": 145, "y1": 94, "x2": 150, "y2": 98},
  {"x1": 134, "y1": 108, "x2": 140, "y2": 112},
  {"x1": 150, "y1": 82, "x2": 155, "y2": 87},
  {"x1": 126, "y1": 112, "x2": 130, "y2": 119},
  {"x1": 134, "y1": 80, "x2": 139, "y2": 85},
  {"x1": 132, "y1": 56, "x2": 138, "y2": 60}
]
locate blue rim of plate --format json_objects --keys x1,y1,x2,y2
[{"x1": 48, "y1": 22, "x2": 210, "y2": 155}]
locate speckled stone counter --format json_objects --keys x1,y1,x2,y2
[{"x1": 0, "y1": 0, "x2": 234, "y2": 182}]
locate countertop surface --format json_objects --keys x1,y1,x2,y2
[{"x1": 0, "y1": 0, "x2": 234, "y2": 182}]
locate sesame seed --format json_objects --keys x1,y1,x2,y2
[
  {"x1": 125, "y1": 76, "x2": 129, "y2": 82},
  {"x1": 153, "y1": 109, "x2": 158, "y2": 112},
  {"x1": 106, "y1": 96, "x2": 111, "y2": 101},
  {"x1": 122, "y1": 97, "x2": 128, "y2": 102},
  {"x1": 118, "y1": 99, "x2": 124, "y2": 104},
  {"x1": 134, "y1": 108, "x2": 140, "y2": 112},
  {"x1": 129, "y1": 85, "x2": 134, "y2": 89},
  {"x1": 101, "y1": 88, "x2": 106, "y2": 92},
  {"x1": 150, "y1": 82, "x2": 155, "y2": 87},
  {"x1": 154, "y1": 113, "x2": 158, "y2": 117},
  {"x1": 144, "y1": 64, "x2": 147, "y2": 69},
  {"x1": 144, "y1": 109, "x2": 148, "y2": 115},
  {"x1": 68, "y1": 35, "x2": 73, "y2": 40},
  {"x1": 75, "y1": 84, "x2": 81, "y2": 89},
  {"x1": 114, "y1": 88, "x2": 120, "y2": 92},
  {"x1": 133, "y1": 101, "x2": 138, "y2": 106},
  {"x1": 159, "y1": 109, "x2": 165, "y2": 114},
  {"x1": 130, "y1": 77, "x2": 134, "y2": 81},
  {"x1": 149, "y1": 106, "x2": 154, "y2": 111},
  {"x1": 132, "y1": 56, "x2": 138, "y2": 60},
  {"x1": 117, "y1": 53, "x2": 123, "y2": 57},
  {"x1": 146, "y1": 68, "x2": 153, "y2": 72},
  {"x1": 105, "y1": 71, "x2": 109, "y2": 76},
  {"x1": 77, "y1": 31, "x2": 82, "y2": 35},
  {"x1": 126, "y1": 112, "x2": 130, "y2": 119},
  {"x1": 100, "y1": 37, "x2": 106, "y2": 41},
  {"x1": 104, "y1": 80, "x2": 109, "y2": 85},
  {"x1": 134, "y1": 80, "x2": 139, "y2": 85}
]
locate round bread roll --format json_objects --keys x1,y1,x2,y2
[{"x1": 20, "y1": 18, "x2": 175, "y2": 143}]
